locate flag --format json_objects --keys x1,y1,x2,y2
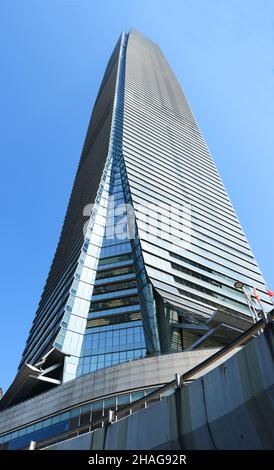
[
  {"x1": 252, "y1": 287, "x2": 261, "y2": 304},
  {"x1": 267, "y1": 289, "x2": 274, "y2": 298}
]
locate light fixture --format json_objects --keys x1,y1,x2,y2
[{"x1": 234, "y1": 281, "x2": 244, "y2": 290}]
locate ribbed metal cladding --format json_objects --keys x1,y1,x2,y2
[{"x1": 122, "y1": 29, "x2": 270, "y2": 332}]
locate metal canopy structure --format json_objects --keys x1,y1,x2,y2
[
  {"x1": 171, "y1": 307, "x2": 254, "y2": 351},
  {"x1": 0, "y1": 348, "x2": 68, "y2": 411}
]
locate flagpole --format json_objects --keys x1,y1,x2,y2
[
  {"x1": 234, "y1": 281, "x2": 258, "y2": 323},
  {"x1": 267, "y1": 288, "x2": 274, "y2": 305},
  {"x1": 243, "y1": 286, "x2": 259, "y2": 323},
  {"x1": 253, "y1": 287, "x2": 269, "y2": 325}
]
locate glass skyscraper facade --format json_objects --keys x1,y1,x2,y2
[{"x1": 1, "y1": 29, "x2": 271, "y2": 411}]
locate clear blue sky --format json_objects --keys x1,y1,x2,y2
[{"x1": 0, "y1": 0, "x2": 273, "y2": 392}]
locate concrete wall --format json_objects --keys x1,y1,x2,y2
[
  {"x1": 46, "y1": 324, "x2": 274, "y2": 450},
  {"x1": 0, "y1": 348, "x2": 219, "y2": 435}
]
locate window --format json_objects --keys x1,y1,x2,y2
[
  {"x1": 86, "y1": 311, "x2": 141, "y2": 328},
  {"x1": 96, "y1": 265, "x2": 134, "y2": 280},
  {"x1": 89, "y1": 295, "x2": 139, "y2": 312},
  {"x1": 98, "y1": 253, "x2": 132, "y2": 266},
  {"x1": 93, "y1": 279, "x2": 136, "y2": 295}
]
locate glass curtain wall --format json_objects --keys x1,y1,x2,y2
[{"x1": 77, "y1": 164, "x2": 146, "y2": 375}]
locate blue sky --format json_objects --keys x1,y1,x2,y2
[{"x1": 0, "y1": 0, "x2": 273, "y2": 392}]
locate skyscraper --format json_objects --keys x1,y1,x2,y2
[{"x1": 0, "y1": 30, "x2": 271, "y2": 449}]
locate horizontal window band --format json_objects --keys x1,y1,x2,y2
[{"x1": 86, "y1": 311, "x2": 142, "y2": 328}]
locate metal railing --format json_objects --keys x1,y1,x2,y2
[
  {"x1": 37, "y1": 310, "x2": 273, "y2": 449},
  {"x1": 110, "y1": 310, "x2": 274, "y2": 416}
]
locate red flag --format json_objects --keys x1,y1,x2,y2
[
  {"x1": 252, "y1": 287, "x2": 261, "y2": 304},
  {"x1": 267, "y1": 289, "x2": 274, "y2": 298}
]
